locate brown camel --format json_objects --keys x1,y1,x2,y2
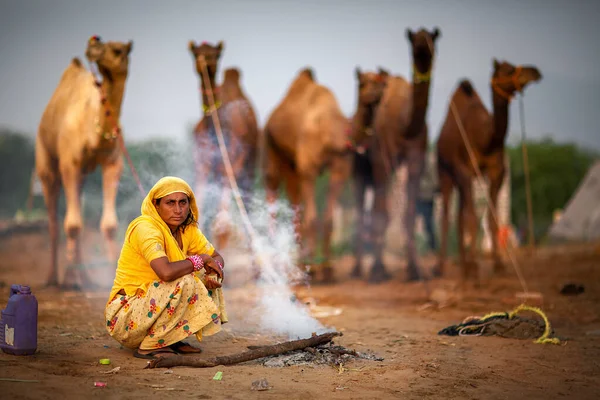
[
  {"x1": 349, "y1": 67, "x2": 389, "y2": 277},
  {"x1": 188, "y1": 41, "x2": 260, "y2": 249},
  {"x1": 264, "y1": 68, "x2": 365, "y2": 283},
  {"x1": 351, "y1": 28, "x2": 441, "y2": 283},
  {"x1": 435, "y1": 59, "x2": 542, "y2": 281},
  {"x1": 35, "y1": 36, "x2": 133, "y2": 289}
]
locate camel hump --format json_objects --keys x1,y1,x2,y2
[
  {"x1": 70, "y1": 57, "x2": 84, "y2": 69},
  {"x1": 223, "y1": 68, "x2": 240, "y2": 82},
  {"x1": 459, "y1": 79, "x2": 474, "y2": 97},
  {"x1": 299, "y1": 67, "x2": 315, "y2": 81}
]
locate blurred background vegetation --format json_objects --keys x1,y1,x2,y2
[{"x1": 1, "y1": 128, "x2": 597, "y2": 257}]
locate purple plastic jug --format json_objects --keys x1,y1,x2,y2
[{"x1": 0, "y1": 285, "x2": 38, "y2": 355}]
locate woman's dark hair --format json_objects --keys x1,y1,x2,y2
[{"x1": 154, "y1": 195, "x2": 198, "y2": 233}]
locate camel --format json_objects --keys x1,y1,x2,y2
[
  {"x1": 349, "y1": 67, "x2": 389, "y2": 277},
  {"x1": 435, "y1": 59, "x2": 542, "y2": 282},
  {"x1": 35, "y1": 36, "x2": 133, "y2": 289},
  {"x1": 264, "y1": 68, "x2": 367, "y2": 283},
  {"x1": 188, "y1": 41, "x2": 260, "y2": 249},
  {"x1": 351, "y1": 28, "x2": 441, "y2": 283}
]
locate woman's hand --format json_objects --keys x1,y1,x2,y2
[
  {"x1": 204, "y1": 277, "x2": 222, "y2": 289},
  {"x1": 203, "y1": 256, "x2": 224, "y2": 281}
]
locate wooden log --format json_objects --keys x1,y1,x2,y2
[{"x1": 145, "y1": 331, "x2": 342, "y2": 369}]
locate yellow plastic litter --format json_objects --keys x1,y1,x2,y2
[
  {"x1": 212, "y1": 371, "x2": 223, "y2": 381},
  {"x1": 99, "y1": 359, "x2": 111, "y2": 365}
]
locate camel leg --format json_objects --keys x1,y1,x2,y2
[
  {"x1": 351, "y1": 156, "x2": 369, "y2": 278},
  {"x1": 283, "y1": 170, "x2": 302, "y2": 247},
  {"x1": 299, "y1": 173, "x2": 319, "y2": 279},
  {"x1": 263, "y1": 140, "x2": 302, "y2": 281},
  {"x1": 433, "y1": 166, "x2": 453, "y2": 278},
  {"x1": 212, "y1": 183, "x2": 232, "y2": 250},
  {"x1": 193, "y1": 133, "x2": 214, "y2": 231},
  {"x1": 60, "y1": 163, "x2": 84, "y2": 290},
  {"x1": 265, "y1": 141, "x2": 299, "y2": 241},
  {"x1": 456, "y1": 171, "x2": 479, "y2": 283},
  {"x1": 487, "y1": 158, "x2": 506, "y2": 275},
  {"x1": 36, "y1": 149, "x2": 61, "y2": 287},
  {"x1": 368, "y1": 161, "x2": 392, "y2": 283},
  {"x1": 100, "y1": 158, "x2": 123, "y2": 270},
  {"x1": 321, "y1": 155, "x2": 351, "y2": 283},
  {"x1": 404, "y1": 148, "x2": 425, "y2": 282}
]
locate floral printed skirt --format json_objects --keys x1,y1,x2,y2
[{"x1": 104, "y1": 274, "x2": 228, "y2": 350}]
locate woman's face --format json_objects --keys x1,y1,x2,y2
[{"x1": 155, "y1": 192, "x2": 190, "y2": 231}]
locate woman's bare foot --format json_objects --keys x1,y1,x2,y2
[
  {"x1": 133, "y1": 347, "x2": 176, "y2": 359},
  {"x1": 170, "y1": 341, "x2": 202, "y2": 354}
]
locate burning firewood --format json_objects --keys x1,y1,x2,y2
[{"x1": 145, "y1": 331, "x2": 342, "y2": 369}]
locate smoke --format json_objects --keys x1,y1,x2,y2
[
  {"x1": 189, "y1": 123, "x2": 332, "y2": 339},
  {"x1": 102, "y1": 134, "x2": 332, "y2": 339},
  {"x1": 244, "y1": 194, "x2": 331, "y2": 339}
]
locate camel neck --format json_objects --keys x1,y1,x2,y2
[
  {"x1": 355, "y1": 103, "x2": 376, "y2": 131},
  {"x1": 406, "y1": 78, "x2": 432, "y2": 139},
  {"x1": 200, "y1": 74, "x2": 219, "y2": 109},
  {"x1": 101, "y1": 74, "x2": 126, "y2": 120},
  {"x1": 490, "y1": 91, "x2": 510, "y2": 151}
]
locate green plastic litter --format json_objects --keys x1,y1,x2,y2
[{"x1": 212, "y1": 371, "x2": 223, "y2": 381}]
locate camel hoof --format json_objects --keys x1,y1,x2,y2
[
  {"x1": 431, "y1": 264, "x2": 443, "y2": 279},
  {"x1": 368, "y1": 266, "x2": 391, "y2": 284},
  {"x1": 321, "y1": 267, "x2": 335, "y2": 285},
  {"x1": 405, "y1": 262, "x2": 422, "y2": 282},
  {"x1": 463, "y1": 260, "x2": 480, "y2": 282},
  {"x1": 44, "y1": 280, "x2": 60, "y2": 289},
  {"x1": 60, "y1": 282, "x2": 83, "y2": 292},
  {"x1": 493, "y1": 260, "x2": 507, "y2": 276},
  {"x1": 350, "y1": 264, "x2": 362, "y2": 279}
]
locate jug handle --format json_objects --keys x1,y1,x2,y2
[{"x1": 10, "y1": 285, "x2": 21, "y2": 297}]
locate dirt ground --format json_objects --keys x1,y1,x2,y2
[{"x1": 1, "y1": 230, "x2": 599, "y2": 399}]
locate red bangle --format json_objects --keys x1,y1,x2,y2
[
  {"x1": 187, "y1": 255, "x2": 204, "y2": 272},
  {"x1": 215, "y1": 259, "x2": 223, "y2": 270}
]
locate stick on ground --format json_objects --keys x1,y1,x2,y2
[{"x1": 145, "y1": 331, "x2": 342, "y2": 369}]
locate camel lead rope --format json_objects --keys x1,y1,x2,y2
[
  {"x1": 197, "y1": 56, "x2": 266, "y2": 271},
  {"x1": 449, "y1": 101, "x2": 529, "y2": 294},
  {"x1": 519, "y1": 94, "x2": 536, "y2": 251}
]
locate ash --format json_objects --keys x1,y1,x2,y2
[{"x1": 255, "y1": 343, "x2": 384, "y2": 368}]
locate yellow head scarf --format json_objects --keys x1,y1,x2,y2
[
  {"x1": 140, "y1": 176, "x2": 199, "y2": 229},
  {"x1": 108, "y1": 176, "x2": 201, "y2": 302}
]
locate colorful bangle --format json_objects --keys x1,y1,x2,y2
[
  {"x1": 215, "y1": 259, "x2": 223, "y2": 270},
  {"x1": 187, "y1": 254, "x2": 204, "y2": 272}
]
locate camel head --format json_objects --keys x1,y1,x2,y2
[
  {"x1": 491, "y1": 59, "x2": 542, "y2": 100},
  {"x1": 406, "y1": 27, "x2": 441, "y2": 79},
  {"x1": 355, "y1": 67, "x2": 389, "y2": 108},
  {"x1": 85, "y1": 36, "x2": 133, "y2": 78},
  {"x1": 189, "y1": 40, "x2": 224, "y2": 79}
]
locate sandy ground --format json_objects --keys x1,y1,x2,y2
[{"x1": 0, "y1": 230, "x2": 599, "y2": 399}]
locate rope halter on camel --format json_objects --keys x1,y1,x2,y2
[
  {"x1": 412, "y1": 64, "x2": 432, "y2": 84},
  {"x1": 491, "y1": 66, "x2": 523, "y2": 100}
]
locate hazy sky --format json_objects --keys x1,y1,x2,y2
[{"x1": 1, "y1": 0, "x2": 599, "y2": 149}]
